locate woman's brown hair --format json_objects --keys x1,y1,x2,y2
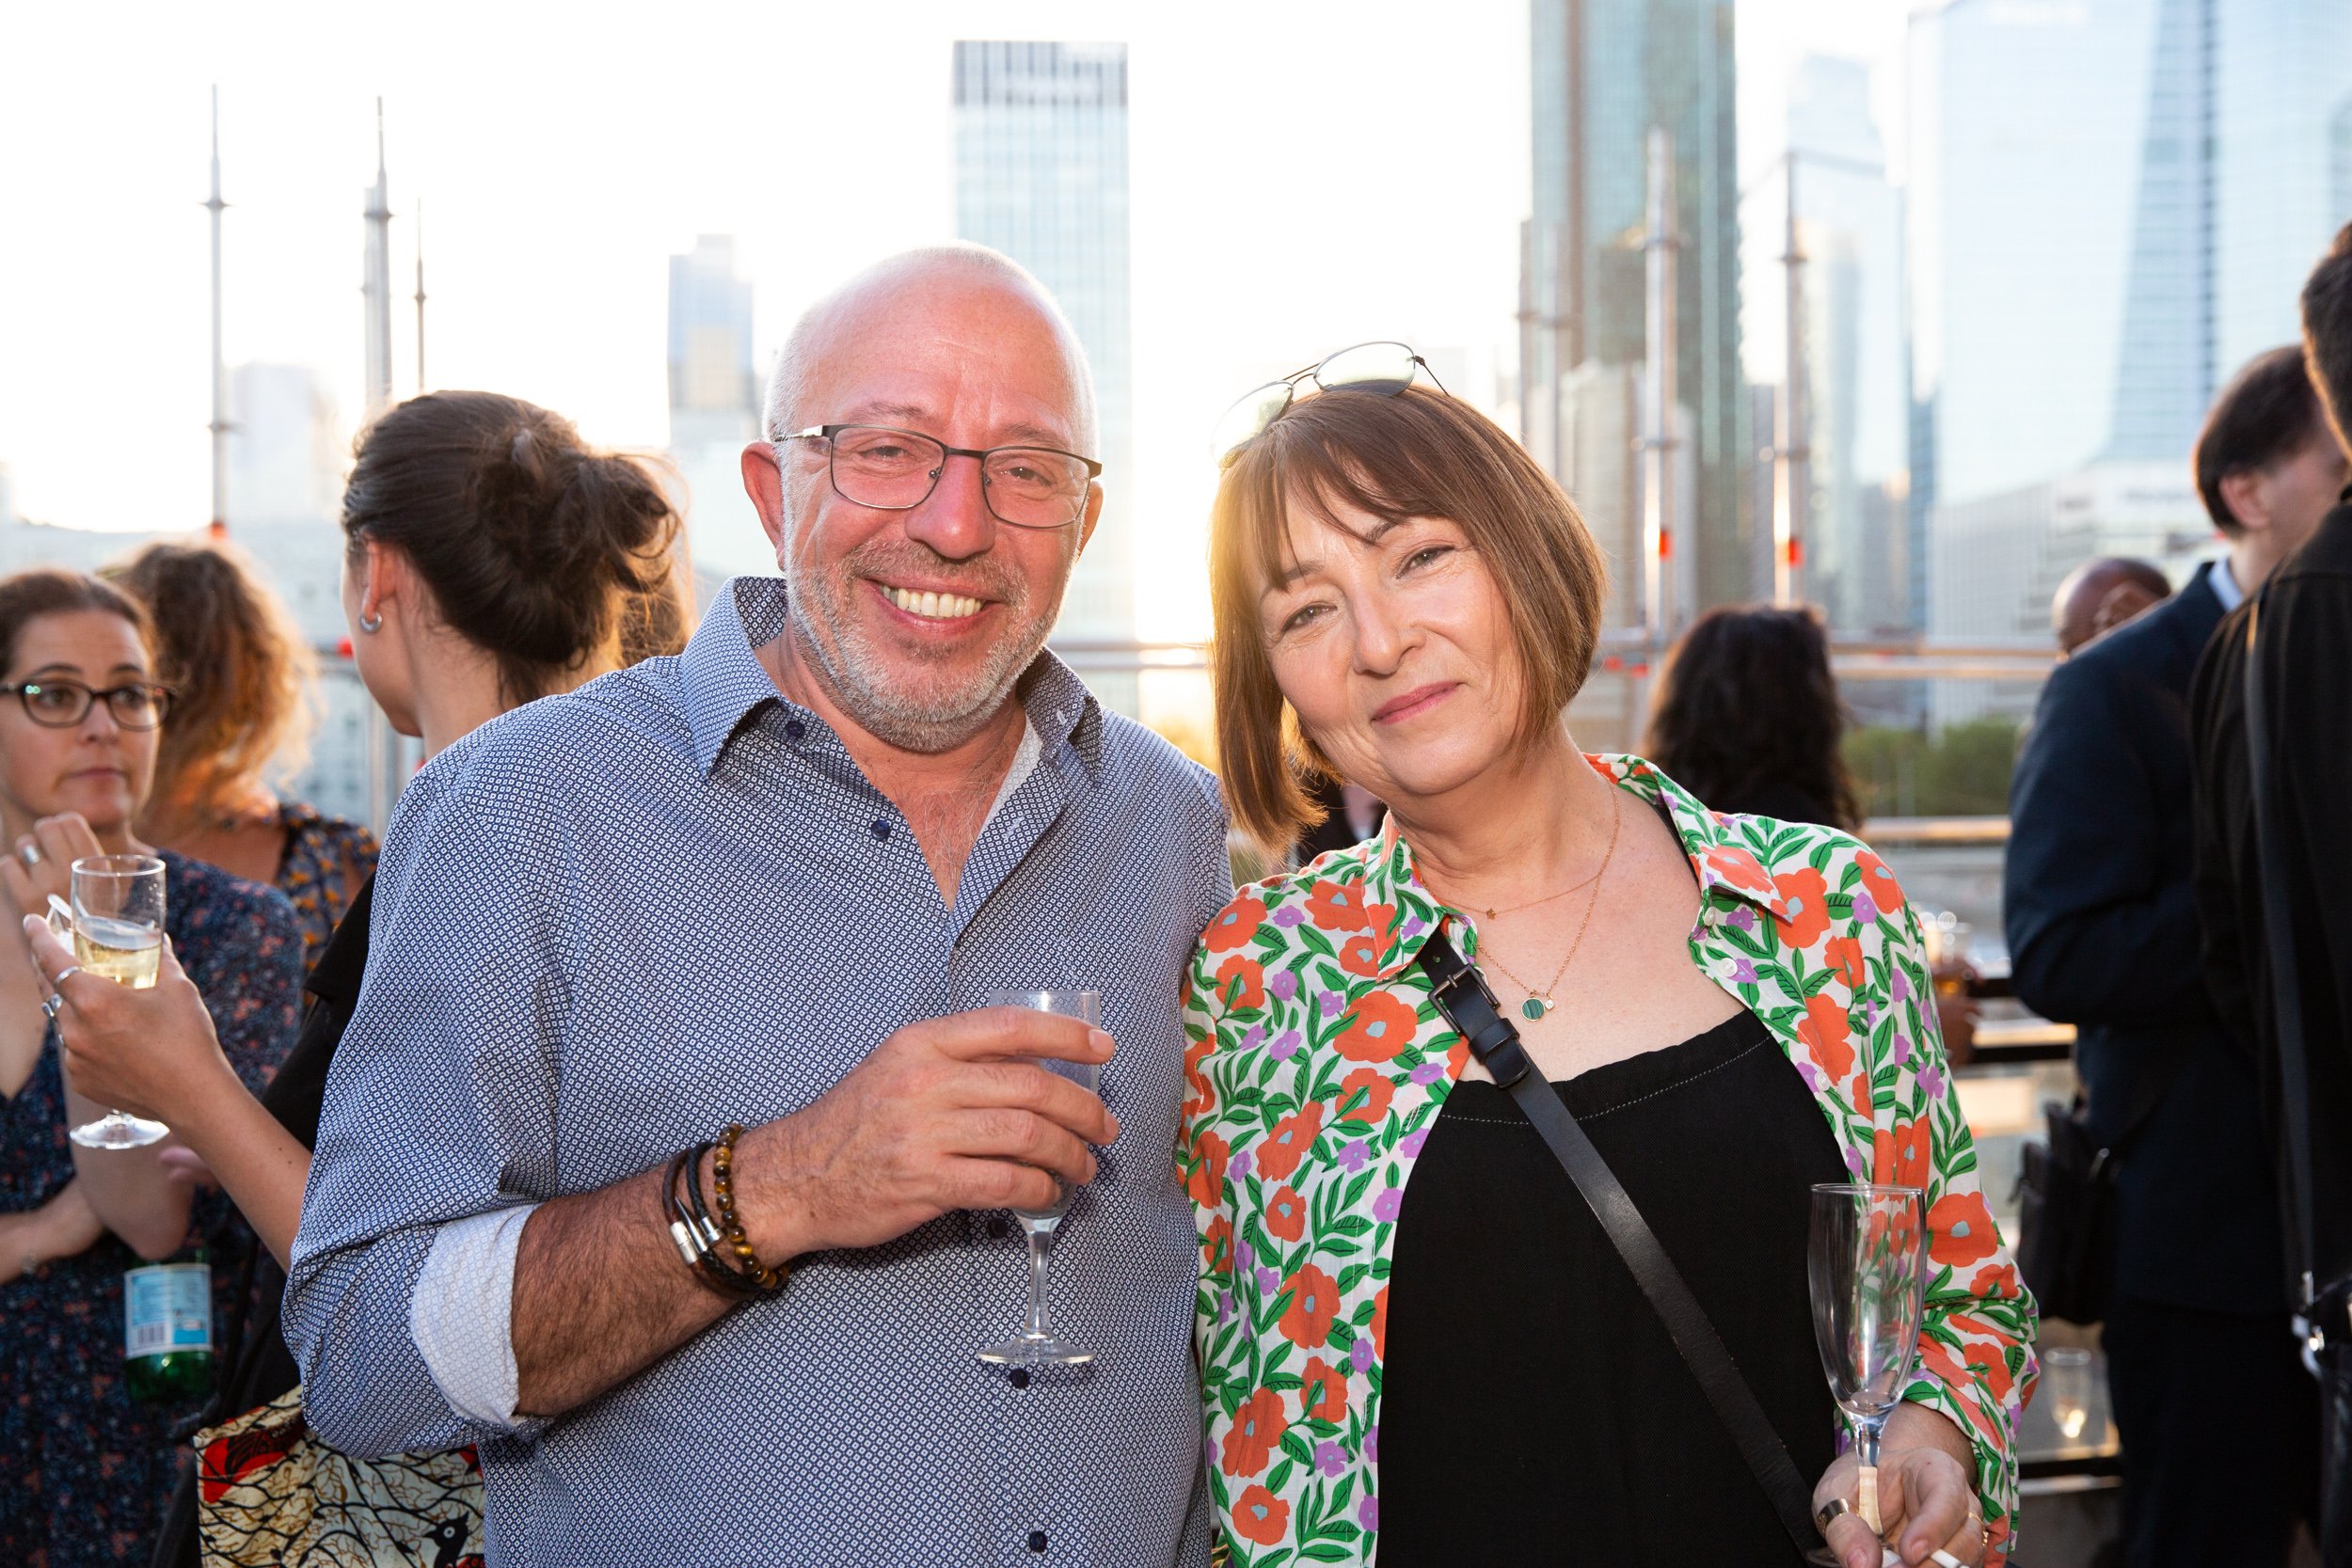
[
  {"x1": 1209, "y1": 386, "x2": 1609, "y2": 853},
  {"x1": 105, "y1": 541, "x2": 313, "y2": 822},
  {"x1": 1643, "y1": 604, "x2": 1862, "y2": 832},
  {"x1": 341, "y1": 390, "x2": 684, "y2": 704},
  {"x1": 0, "y1": 570, "x2": 155, "y2": 678}
]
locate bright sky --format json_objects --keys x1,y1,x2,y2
[{"x1": 0, "y1": 0, "x2": 1900, "y2": 642}]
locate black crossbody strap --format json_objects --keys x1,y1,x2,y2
[
  {"x1": 1416, "y1": 926, "x2": 1823, "y2": 1558},
  {"x1": 2245, "y1": 598, "x2": 2320, "y2": 1311}
]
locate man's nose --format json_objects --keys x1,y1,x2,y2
[{"x1": 902, "y1": 451, "x2": 997, "y2": 562}]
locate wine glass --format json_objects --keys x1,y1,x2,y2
[
  {"x1": 1808, "y1": 1182, "x2": 1927, "y2": 1539},
  {"x1": 977, "y1": 989, "x2": 1104, "y2": 1368},
  {"x1": 63, "y1": 854, "x2": 171, "y2": 1149}
]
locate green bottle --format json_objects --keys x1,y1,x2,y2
[{"x1": 123, "y1": 1247, "x2": 214, "y2": 1404}]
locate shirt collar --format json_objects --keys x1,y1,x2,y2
[
  {"x1": 2207, "y1": 555, "x2": 2244, "y2": 614},
  {"x1": 676, "y1": 576, "x2": 1106, "y2": 779}
]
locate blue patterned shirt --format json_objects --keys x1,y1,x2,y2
[{"x1": 286, "y1": 578, "x2": 1232, "y2": 1568}]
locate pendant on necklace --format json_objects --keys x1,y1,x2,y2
[{"x1": 1522, "y1": 996, "x2": 1552, "y2": 1021}]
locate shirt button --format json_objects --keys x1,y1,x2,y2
[
  {"x1": 784, "y1": 719, "x2": 806, "y2": 741},
  {"x1": 869, "y1": 820, "x2": 891, "y2": 841},
  {"x1": 1027, "y1": 1530, "x2": 1048, "y2": 1553},
  {"x1": 1008, "y1": 1367, "x2": 1030, "y2": 1389}
]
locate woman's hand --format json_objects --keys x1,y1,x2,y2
[
  {"x1": 23, "y1": 914, "x2": 233, "y2": 1123},
  {"x1": 0, "y1": 1180, "x2": 104, "y2": 1286},
  {"x1": 0, "y1": 813, "x2": 103, "y2": 928},
  {"x1": 1812, "y1": 1404, "x2": 1986, "y2": 1568}
]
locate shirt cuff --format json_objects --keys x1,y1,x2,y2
[{"x1": 410, "y1": 1202, "x2": 539, "y2": 1429}]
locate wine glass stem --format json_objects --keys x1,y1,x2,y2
[
  {"x1": 1857, "y1": 1418, "x2": 1883, "y2": 1471},
  {"x1": 1024, "y1": 1227, "x2": 1055, "y2": 1339}
]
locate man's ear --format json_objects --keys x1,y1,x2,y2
[
  {"x1": 1073, "y1": 480, "x2": 1104, "y2": 560},
  {"x1": 742, "y1": 442, "x2": 790, "y2": 561},
  {"x1": 2218, "y1": 467, "x2": 2271, "y2": 533}
]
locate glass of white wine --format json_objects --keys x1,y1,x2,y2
[
  {"x1": 63, "y1": 853, "x2": 169, "y2": 1149},
  {"x1": 977, "y1": 988, "x2": 1104, "y2": 1368}
]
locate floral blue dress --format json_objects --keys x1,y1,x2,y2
[{"x1": 0, "y1": 850, "x2": 304, "y2": 1566}]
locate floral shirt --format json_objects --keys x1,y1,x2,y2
[
  {"x1": 271, "y1": 800, "x2": 377, "y2": 979},
  {"x1": 1179, "y1": 754, "x2": 2038, "y2": 1566}
]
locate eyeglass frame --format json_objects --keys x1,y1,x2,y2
[
  {"x1": 779, "y1": 423, "x2": 1105, "y2": 531},
  {"x1": 5, "y1": 678, "x2": 176, "y2": 730},
  {"x1": 1215, "y1": 341, "x2": 1451, "y2": 468}
]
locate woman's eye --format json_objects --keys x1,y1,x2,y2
[
  {"x1": 1402, "y1": 545, "x2": 1453, "y2": 572},
  {"x1": 1277, "y1": 603, "x2": 1328, "y2": 635}
]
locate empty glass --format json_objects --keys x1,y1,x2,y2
[
  {"x1": 1808, "y1": 1182, "x2": 1928, "y2": 1537},
  {"x1": 61, "y1": 854, "x2": 170, "y2": 1149},
  {"x1": 977, "y1": 989, "x2": 1104, "y2": 1367}
]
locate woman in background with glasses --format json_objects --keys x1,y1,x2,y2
[
  {"x1": 0, "y1": 568, "x2": 305, "y2": 1567},
  {"x1": 1180, "y1": 357, "x2": 2033, "y2": 1568},
  {"x1": 108, "y1": 541, "x2": 377, "y2": 977},
  {"x1": 24, "y1": 390, "x2": 686, "y2": 1568}
]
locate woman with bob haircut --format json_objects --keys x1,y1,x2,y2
[{"x1": 1181, "y1": 360, "x2": 2034, "y2": 1568}]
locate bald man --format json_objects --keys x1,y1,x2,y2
[
  {"x1": 289, "y1": 246, "x2": 1226, "y2": 1564},
  {"x1": 2051, "y1": 556, "x2": 2171, "y2": 655}
]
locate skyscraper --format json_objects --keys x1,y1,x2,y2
[
  {"x1": 666, "y1": 235, "x2": 767, "y2": 578},
  {"x1": 953, "y1": 40, "x2": 1136, "y2": 716},
  {"x1": 1525, "y1": 0, "x2": 1746, "y2": 614}
]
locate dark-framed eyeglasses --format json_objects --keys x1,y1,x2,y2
[
  {"x1": 781, "y1": 424, "x2": 1103, "y2": 531},
  {"x1": 6, "y1": 679, "x2": 174, "y2": 730},
  {"x1": 1211, "y1": 341, "x2": 1450, "y2": 468}
]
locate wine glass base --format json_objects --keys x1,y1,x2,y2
[
  {"x1": 71, "y1": 1114, "x2": 170, "y2": 1149},
  {"x1": 977, "y1": 1334, "x2": 1094, "y2": 1367}
]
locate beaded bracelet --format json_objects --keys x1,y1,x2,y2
[
  {"x1": 664, "y1": 1138, "x2": 786, "y2": 1300},
  {"x1": 711, "y1": 1124, "x2": 786, "y2": 1292}
]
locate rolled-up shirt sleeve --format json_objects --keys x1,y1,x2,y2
[{"x1": 285, "y1": 746, "x2": 572, "y2": 1459}]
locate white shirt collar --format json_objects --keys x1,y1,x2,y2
[{"x1": 2209, "y1": 555, "x2": 2246, "y2": 613}]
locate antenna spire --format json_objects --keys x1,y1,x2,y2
[{"x1": 205, "y1": 85, "x2": 230, "y2": 536}]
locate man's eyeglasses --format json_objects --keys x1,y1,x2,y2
[
  {"x1": 7, "y1": 679, "x2": 174, "y2": 730},
  {"x1": 1211, "y1": 341, "x2": 1449, "y2": 468},
  {"x1": 781, "y1": 424, "x2": 1103, "y2": 531}
]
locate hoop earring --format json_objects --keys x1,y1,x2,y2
[{"x1": 357, "y1": 611, "x2": 383, "y2": 635}]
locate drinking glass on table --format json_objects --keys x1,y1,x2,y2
[
  {"x1": 1808, "y1": 1182, "x2": 1928, "y2": 1542},
  {"x1": 977, "y1": 988, "x2": 1104, "y2": 1368},
  {"x1": 58, "y1": 853, "x2": 170, "y2": 1148}
]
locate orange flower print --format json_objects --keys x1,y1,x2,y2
[
  {"x1": 1849, "y1": 1068, "x2": 1873, "y2": 1117},
  {"x1": 1216, "y1": 954, "x2": 1265, "y2": 1012},
  {"x1": 1772, "y1": 866, "x2": 1832, "y2": 950},
  {"x1": 1796, "y1": 993, "x2": 1854, "y2": 1080},
  {"x1": 1203, "y1": 894, "x2": 1267, "y2": 955},
  {"x1": 1203, "y1": 1215, "x2": 1233, "y2": 1274},
  {"x1": 1257, "y1": 1102, "x2": 1325, "y2": 1182},
  {"x1": 1264, "y1": 1184, "x2": 1308, "y2": 1243},
  {"x1": 1279, "y1": 1263, "x2": 1340, "y2": 1349},
  {"x1": 1853, "y1": 847, "x2": 1906, "y2": 915},
  {"x1": 1826, "y1": 934, "x2": 1866, "y2": 991},
  {"x1": 1221, "y1": 1388, "x2": 1288, "y2": 1479},
  {"x1": 1335, "y1": 991, "x2": 1419, "y2": 1063},
  {"x1": 1299, "y1": 1356, "x2": 1346, "y2": 1421},
  {"x1": 1230, "y1": 1485, "x2": 1291, "y2": 1547},
  {"x1": 1336, "y1": 1067, "x2": 1395, "y2": 1125},
  {"x1": 1929, "y1": 1191, "x2": 2001, "y2": 1268},
  {"x1": 1185, "y1": 1130, "x2": 1229, "y2": 1209},
  {"x1": 1872, "y1": 1118, "x2": 1931, "y2": 1190},
  {"x1": 1305, "y1": 879, "x2": 1371, "y2": 931},
  {"x1": 1971, "y1": 1260, "x2": 2019, "y2": 1298},
  {"x1": 1702, "y1": 844, "x2": 1776, "y2": 898},
  {"x1": 1371, "y1": 1283, "x2": 1389, "y2": 1358},
  {"x1": 1335, "y1": 929, "x2": 1386, "y2": 977}
]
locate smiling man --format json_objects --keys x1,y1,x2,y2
[{"x1": 287, "y1": 246, "x2": 1230, "y2": 1566}]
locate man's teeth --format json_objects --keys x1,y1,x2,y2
[{"x1": 885, "y1": 586, "x2": 983, "y2": 620}]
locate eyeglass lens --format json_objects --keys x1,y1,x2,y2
[
  {"x1": 1212, "y1": 341, "x2": 1424, "y2": 464},
  {"x1": 17, "y1": 682, "x2": 167, "y2": 728},
  {"x1": 828, "y1": 426, "x2": 1089, "y2": 528}
]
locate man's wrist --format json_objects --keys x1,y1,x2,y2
[{"x1": 698, "y1": 1116, "x2": 818, "y2": 1265}]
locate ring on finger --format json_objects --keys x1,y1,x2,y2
[
  {"x1": 54, "y1": 964, "x2": 81, "y2": 986},
  {"x1": 41, "y1": 993, "x2": 63, "y2": 1021},
  {"x1": 1931, "y1": 1552, "x2": 1967, "y2": 1568},
  {"x1": 17, "y1": 842, "x2": 38, "y2": 868},
  {"x1": 1813, "y1": 1496, "x2": 1853, "y2": 1535}
]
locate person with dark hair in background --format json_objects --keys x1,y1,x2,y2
[
  {"x1": 0, "y1": 569, "x2": 305, "y2": 1567},
  {"x1": 2050, "y1": 557, "x2": 2171, "y2": 657},
  {"x1": 28, "y1": 391, "x2": 686, "y2": 1567},
  {"x1": 2009, "y1": 341, "x2": 2341, "y2": 1568},
  {"x1": 2192, "y1": 225, "x2": 2352, "y2": 1564},
  {"x1": 106, "y1": 541, "x2": 376, "y2": 975},
  {"x1": 1643, "y1": 603, "x2": 1862, "y2": 832}
]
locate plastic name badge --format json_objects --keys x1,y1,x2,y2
[{"x1": 124, "y1": 1261, "x2": 212, "y2": 1357}]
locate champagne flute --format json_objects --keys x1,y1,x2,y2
[
  {"x1": 63, "y1": 854, "x2": 170, "y2": 1149},
  {"x1": 977, "y1": 989, "x2": 1103, "y2": 1368},
  {"x1": 1808, "y1": 1182, "x2": 1928, "y2": 1540}
]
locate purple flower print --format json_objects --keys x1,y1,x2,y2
[
  {"x1": 1272, "y1": 904, "x2": 1305, "y2": 927},
  {"x1": 1339, "y1": 1139, "x2": 1371, "y2": 1173},
  {"x1": 1853, "y1": 892, "x2": 1879, "y2": 925},
  {"x1": 1795, "y1": 1062, "x2": 1826, "y2": 1093},
  {"x1": 1268, "y1": 970, "x2": 1299, "y2": 1004},
  {"x1": 1315, "y1": 1441, "x2": 1346, "y2": 1477},
  {"x1": 1318, "y1": 990, "x2": 1346, "y2": 1016},
  {"x1": 1352, "y1": 1338, "x2": 1375, "y2": 1373},
  {"x1": 1843, "y1": 1143, "x2": 1867, "y2": 1176},
  {"x1": 1234, "y1": 1238, "x2": 1254, "y2": 1273},
  {"x1": 1372, "y1": 1187, "x2": 1405, "y2": 1222},
  {"x1": 1363, "y1": 1423, "x2": 1379, "y2": 1464},
  {"x1": 1270, "y1": 1030, "x2": 1304, "y2": 1063},
  {"x1": 1256, "y1": 1265, "x2": 1281, "y2": 1295},
  {"x1": 1240, "y1": 1023, "x2": 1265, "y2": 1052},
  {"x1": 1358, "y1": 1495, "x2": 1380, "y2": 1531},
  {"x1": 1402, "y1": 914, "x2": 1427, "y2": 939},
  {"x1": 1891, "y1": 969, "x2": 1911, "y2": 1006},
  {"x1": 1919, "y1": 1065, "x2": 1946, "y2": 1100},
  {"x1": 1217, "y1": 1291, "x2": 1232, "y2": 1325},
  {"x1": 1729, "y1": 906, "x2": 1756, "y2": 932},
  {"x1": 1400, "y1": 1130, "x2": 1428, "y2": 1157},
  {"x1": 1890, "y1": 1033, "x2": 1913, "y2": 1068},
  {"x1": 1409, "y1": 1060, "x2": 1445, "y2": 1085},
  {"x1": 1732, "y1": 958, "x2": 1758, "y2": 985},
  {"x1": 1230, "y1": 1148, "x2": 1254, "y2": 1180}
]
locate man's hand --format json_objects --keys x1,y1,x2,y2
[{"x1": 733, "y1": 1006, "x2": 1120, "y2": 1261}]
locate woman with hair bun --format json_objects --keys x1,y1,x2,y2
[
  {"x1": 23, "y1": 390, "x2": 686, "y2": 1568},
  {"x1": 107, "y1": 540, "x2": 377, "y2": 975}
]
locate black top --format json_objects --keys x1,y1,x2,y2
[
  {"x1": 1376, "y1": 1008, "x2": 1844, "y2": 1564},
  {"x1": 2193, "y1": 499, "x2": 2352, "y2": 1294},
  {"x1": 2009, "y1": 562, "x2": 2287, "y2": 1313}
]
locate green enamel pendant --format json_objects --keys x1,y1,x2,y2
[{"x1": 1522, "y1": 997, "x2": 1550, "y2": 1021}]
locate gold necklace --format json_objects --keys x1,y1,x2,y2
[{"x1": 1441, "y1": 793, "x2": 1622, "y2": 1022}]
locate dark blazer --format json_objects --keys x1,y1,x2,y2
[
  {"x1": 2192, "y1": 499, "x2": 2352, "y2": 1295},
  {"x1": 2006, "y1": 563, "x2": 2287, "y2": 1312}
]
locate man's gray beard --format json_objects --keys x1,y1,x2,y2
[{"x1": 785, "y1": 545, "x2": 1057, "y2": 755}]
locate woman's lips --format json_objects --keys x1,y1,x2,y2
[{"x1": 1373, "y1": 682, "x2": 1457, "y2": 723}]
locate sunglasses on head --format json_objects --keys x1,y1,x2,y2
[{"x1": 1211, "y1": 341, "x2": 1449, "y2": 467}]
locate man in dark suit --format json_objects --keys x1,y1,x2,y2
[{"x1": 2008, "y1": 343, "x2": 2334, "y2": 1567}]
